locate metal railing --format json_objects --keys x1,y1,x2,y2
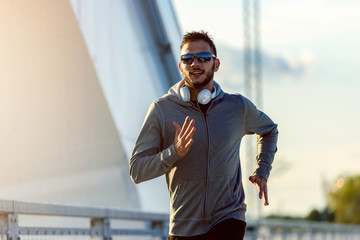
[
  {"x1": 246, "y1": 219, "x2": 360, "y2": 240},
  {"x1": 0, "y1": 199, "x2": 169, "y2": 240},
  {"x1": 1, "y1": 199, "x2": 360, "y2": 240}
]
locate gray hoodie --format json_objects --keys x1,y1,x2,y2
[{"x1": 130, "y1": 80, "x2": 278, "y2": 236}]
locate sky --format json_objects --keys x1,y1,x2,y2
[{"x1": 172, "y1": 0, "x2": 360, "y2": 217}]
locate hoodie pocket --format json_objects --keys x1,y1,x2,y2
[
  {"x1": 209, "y1": 177, "x2": 239, "y2": 217},
  {"x1": 170, "y1": 180, "x2": 204, "y2": 220}
]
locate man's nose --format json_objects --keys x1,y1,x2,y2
[{"x1": 191, "y1": 57, "x2": 201, "y2": 66}]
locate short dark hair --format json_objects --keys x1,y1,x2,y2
[{"x1": 180, "y1": 30, "x2": 217, "y2": 57}]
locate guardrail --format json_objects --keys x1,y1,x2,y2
[
  {"x1": 1, "y1": 199, "x2": 360, "y2": 240},
  {"x1": 0, "y1": 199, "x2": 169, "y2": 240},
  {"x1": 246, "y1": 218, "x2": 360, "y2": 240}
]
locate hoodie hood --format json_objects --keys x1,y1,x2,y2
[{"x1": 165, "y1": 80, "x2": 224, "y2": 105}]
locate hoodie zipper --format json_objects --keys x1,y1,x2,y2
[
  {"x1": 196, "y1": 102, "x2": 211, "y2": 224},
  {"x1": 191, "y1": 100, "x2": 212, "y2": 227},
  {"x1": 203, "y1": 114, "x2": 210, "y2": 222}
]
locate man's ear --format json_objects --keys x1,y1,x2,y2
[
  {"x1": 178, "y1": 62, "x2": 183, "y2": 75},
  {"x1": 214, "y1": 59, "x2": 220, "y2": 72}
]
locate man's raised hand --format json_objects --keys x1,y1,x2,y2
[{"x1": 173, "y1": 116, "x2": 196, "y2": 157}]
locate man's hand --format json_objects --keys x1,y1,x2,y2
[
  {"x1": 249, "y1": 175, "x2": 269, "y2": 206},
  {"x1": 173, "y1": 116, "x2": 196, "y2": 157}
]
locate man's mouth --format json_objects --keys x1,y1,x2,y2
[{"x1": 190, "y1": 69, "x2": 204, "y2": 76}]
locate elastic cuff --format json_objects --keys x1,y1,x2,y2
[
  {"x1": 253, "y1": 169, "x2": 269, "y2": 182},
  {"x1": 161, "y1": 144, "x2": 181, "y2": 167}
]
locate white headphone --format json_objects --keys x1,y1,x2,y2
[{"x1": 180, "y1": 86, "x2": 217, "y2": 105}]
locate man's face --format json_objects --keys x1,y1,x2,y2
[{"x1": 179, "y1": 40, "x2": 220, "y2": 89}]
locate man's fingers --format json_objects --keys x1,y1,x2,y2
[
  {"x1": 260, "y1": 183, "x2": 269, "y2": 206},
  {"x1": 184, "y1": 138, "x2": 194, "y2": 149},
  {"x1": 181, "y1": 118, "x2": 195, "y2": 138},
  {"x1": 183, "y1": 123, "x2": 196, "y2": 150},
  {"x1": 180, "y1": 116, "x2": 190, "y2": 136},
  {"x1": 249, "y1": 175, "x2": 270, "y2": 206},
  {"x1": 174, "y1": 117, "x2": 196, "y2": 157},
  {"x1": 264, "y1": 192, "x2": 269, "y2": 206},
  {"x1": 263, "y1": 184, "x2": 269, "y2": 206},
  {"x1": 184, "y1": 125, "x2": 196, "y2": 141}
]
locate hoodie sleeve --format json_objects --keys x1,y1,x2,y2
[
  {"x1": 243, "y1": 97, "x2": 278, "y2": 181},
  {"x1": 129, "y1": 101, "x2": 181, "y2": 184}
]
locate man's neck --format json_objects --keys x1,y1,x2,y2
[{"x1": 186, "y1": 81, "x2": 214, "y2": 101}]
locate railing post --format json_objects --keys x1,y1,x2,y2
[
  {"x1": 162, "y1": 221, "x2": 169, "y2": 240},
  {"x1": 245, "y1": 224, "x2": 257, "y2": 240},
  {"x1": 91, "y1": 218, "x2": 111, "y2": 240},
  {"x1": 0, "y1": 214, "x2": 20, "y2": 240},
  {"x1": 150, "y1": 220, "x2": 168, "y2": 240}
]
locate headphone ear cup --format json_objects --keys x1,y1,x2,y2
[
  {"x1": 197, "y1": 89, "x2": 211, "y2": 105},
  {"x1": 212, "y1": 86, "x2": 217, "y2": 99},
  {"x1": 180, "y1": 87, "x2": 190, "y2": 102}
]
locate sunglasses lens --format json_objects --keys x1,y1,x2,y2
[
  {"x1": 181, "y1": 54, "x2": 194, "y2": 64},
  {"x1": 197, "y1": 52, "x2": 213, "y2": 62}
]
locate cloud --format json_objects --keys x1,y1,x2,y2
[
  {"x1": 264, "y1": 48, "x2": 315, "y2": 77},
  {"x1": 215, "y1": 43, "x2": 315, "y2": 90}
]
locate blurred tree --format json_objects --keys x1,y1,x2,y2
[
  {"x1": 328, "y1": 175, "x2": 360, "y2": 224},
  {"x1": 265, "y1": 214, "x2": 302, "y2": 220},
  {"x1": 322, "y1": 207, "x2": 335, "y2": 222},
  {"x1": 304, "y1": 207, "x2": 335, "y2": 222},
  {"x1": 305, "y1": 209, "x2": 321, "y2": 221}
]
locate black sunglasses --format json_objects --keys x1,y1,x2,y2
[{"x1": 180, "y1": 52, "x2": 216, "y2": 64}]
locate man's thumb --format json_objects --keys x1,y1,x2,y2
[
  {"x1": 173, "y1": 122, "x2": 181, "y2": 137},
  {"x1": 249, "y1": 176, "x2": 256, "y2": 183}
]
